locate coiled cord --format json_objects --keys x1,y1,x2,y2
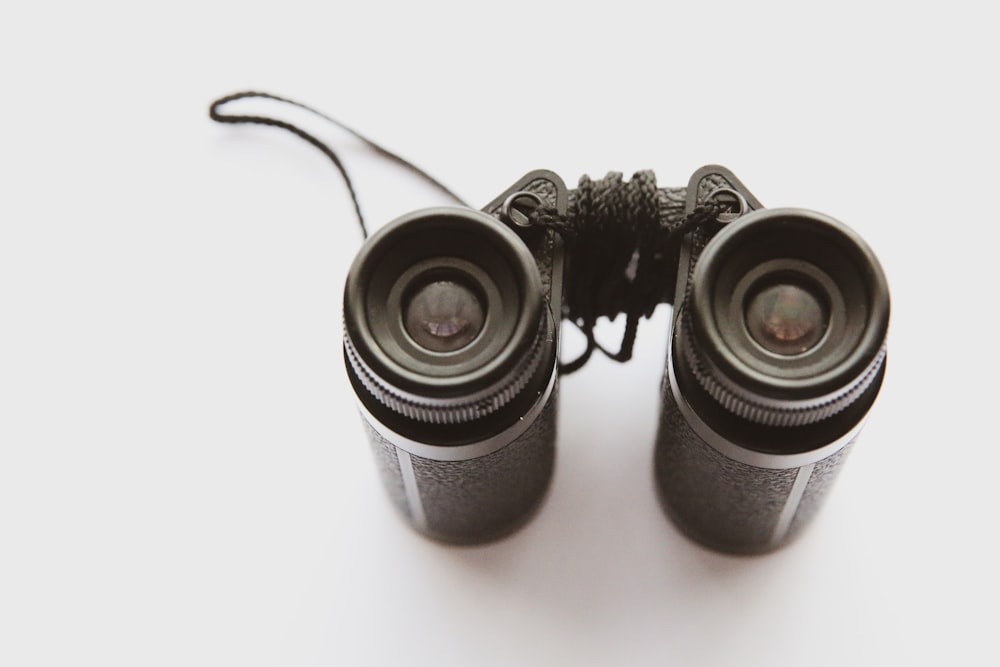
[{"x1": 529, "y1": 174, "x2": 724, "y2": 373}]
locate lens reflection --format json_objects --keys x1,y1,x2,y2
[
  {"x1": 404, "y1": 280, "x2": 485, "y2": 353},
  {"x1": 745, "y1": 283, "x2": 827, "y2": 355}
]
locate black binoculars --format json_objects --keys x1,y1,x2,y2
[{"x1": 342, "y1": 165, "x2": 889, "y2": 554}]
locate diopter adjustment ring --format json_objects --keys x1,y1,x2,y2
[
  {"x1": 345, "y1": 317, "x2": 551, "y2": 425},
  {"x1": 678, "y1": 311, "x2": 886, "y2": 427}
]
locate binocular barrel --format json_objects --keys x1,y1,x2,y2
[
  {"x1": 343, "y1": 173, "x2": 567, "y2": 543},
  {"x1": 344, "y1": 167, "x2": 889, "y2": 552},
  {"x1": 655, "y1": 167, "x2": 889, "y2": 552}
]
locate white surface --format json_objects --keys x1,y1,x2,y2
[{"x1": 1, "y1": 2, "x2": 996, "y2": 665}]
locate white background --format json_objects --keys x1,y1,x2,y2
[{"x1": 1, "y1": 2, "x2": 997, "y2": 665}]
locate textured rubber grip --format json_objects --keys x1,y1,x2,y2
[
  {"x1": 654, "y1": 370, "x2": 856, "y2": 554},
  {"x1": 363, "y1": 387, "x2": 558, "y2": 544}
]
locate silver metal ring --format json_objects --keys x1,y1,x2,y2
[
  {"x1": 704, "y1": 187, "x2": 748, "y2": 223},
  {"x1": 500, "y1": 191, "x2": 544, "y2": 228}
]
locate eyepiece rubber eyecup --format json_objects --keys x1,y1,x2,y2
[
  {"x1": 343, "y1": 207, "x2": 551, "y2": 430},
  {"x1": 685, "y1": 208, "x2": 889, "y2": 426}
]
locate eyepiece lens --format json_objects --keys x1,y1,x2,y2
[
  {"x1": 745, "y1": 283, "x2": 828, "y2": 356},
  {"x1": 404, "y1": 280, "x2": 486, "y2": 353}
]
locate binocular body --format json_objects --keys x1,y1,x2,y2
[
  {"x1": 344, "y1": 172, "x2": 567, "y2": 543},
  {"x1": 655, "y1": 167, "x2": 887, "y2": 553},
  {"x1": 343, "y1": 166, "x2": 889, "y2": 552}
]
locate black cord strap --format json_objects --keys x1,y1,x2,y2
[
  {"x1": 209, "y1": 92, "x2": 725, "y2": 375},
  {"x1": 529, "y1": 172, "x2": 724, "y2": 374},
  {"x1": 209, "y1": 91, "x2": 468, "y2": 239}
]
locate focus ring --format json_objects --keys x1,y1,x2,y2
[
  {"x1": 345, "y1": 317, "x2": 550, "y2": 425},
  {"x1": 679, "y1": 312, "x2": 886, "y2": 427}
]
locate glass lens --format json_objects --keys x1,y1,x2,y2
[
  {"x1": 745, "y1": 283, "x2": 828, "y2": 356},
  {"x1": 404, "y1": 280, "x2": 485, "y2": 353}
]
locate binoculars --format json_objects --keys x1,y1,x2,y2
[{"x1": 343, "y1": 165, "x2": 889, "y2": 554}]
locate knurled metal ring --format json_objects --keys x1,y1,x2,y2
[
  {"x1": 678, "y1": 312, "x2": 886, "y2": 427},
  {"x1": 704, "y1": 187, "x2": 748, "y2": 223},
  {"x1": 500, "y1": 191, "x2": 544, "y2": 228},
  {"x1": 345, "y1": 317, "x2": 550, "y2": 425}
]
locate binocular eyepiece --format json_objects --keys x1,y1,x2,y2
[
  {"x1": 344, "y1": 208, "x2": 556, "y2": 433},
  {"x1": 343, "y1": 166, "x2": 889, "y2": 552},
  {"x1": 344, "y1": 174, "x2": 566, "y2": 544},
  {"x1": 678, "y1": 207, "x2": 888, "y2": 432}
]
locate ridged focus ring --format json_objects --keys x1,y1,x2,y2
[
  {"x1": 345, "y1": 317, "x2": 550, "y2": 425},
  {"x1": 679, "y1": 312, "x2": 886, "y2": 427}
]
